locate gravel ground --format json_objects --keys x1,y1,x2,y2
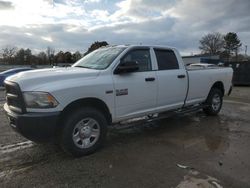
[
  {"x1": 0, "y1": 87, "x2": 250, "y2": 188},
  {"x1": 225, "y1": 86, "x2": 250, "y2": 102}
]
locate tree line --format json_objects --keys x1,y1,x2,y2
[
  {"x1": 0, "y1": 41, "x2": 109, "y2": 65},
  {"x1": 199, "y1": 32, "x2": 246, "y2": 61},
  {"x1": 0, "y1": 33, "x2": 247, "y2": 65}
]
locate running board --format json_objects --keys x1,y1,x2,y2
[
  {"x1": 176, "y1": 104, "x2": 206, "y2": 114},
  {"x1": 111, "y1": 104, "x2": 206, "y2": 129}
]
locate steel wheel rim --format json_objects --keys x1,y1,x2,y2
[
  {"x1": 72, "y1": 118, "x2": 100, "y2": 149},
  {"x1": 212, "y1": 94, "x2": 221, "y2": 111}
]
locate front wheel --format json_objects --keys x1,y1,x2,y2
[
  {"x1": 60, "y1": 107, "x2": 108, "y2": 157},
  {"x1": 203, "y1": 88, "x2": 223, "y2": 116}
]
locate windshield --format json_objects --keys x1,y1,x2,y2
[{"x1": 72, "y1": 47, "x2": 126, "y2": 70}]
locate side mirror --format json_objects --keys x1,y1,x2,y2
[{"x1": 114, "y1": 60, "x2": 139, "y2": 74}]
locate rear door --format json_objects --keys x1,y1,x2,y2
[
  {"x1": 154, "y1": 48, "x2": 188, "y2": 110},
  {"x1": 113, "y1": 48, "x2": 157, "y2": 120}
]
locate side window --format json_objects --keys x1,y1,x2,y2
[
  {"x1": 122, "y1": 49, "x2": 152, "y2": 72},
  {"x1": 154, "y1": 49, "x2": 179, "y2": 70}
]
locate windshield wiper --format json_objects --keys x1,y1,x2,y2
[
  {"x1": 74, "y1": 65, "x2": 100, "y2": 70},
  {"x1": 74, "y1": 65, "x2": 91, "y2": 69}
]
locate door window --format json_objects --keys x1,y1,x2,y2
[
  {"x1": 154, "y1": 49, "x2": 179, "y2": 70},
  {"x1": 121, "y1": 49, "x2": 152, "y2": 72}
]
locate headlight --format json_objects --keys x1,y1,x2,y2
[{"x1": 23, "y1": 92, "x2": 59, "y2": 108}]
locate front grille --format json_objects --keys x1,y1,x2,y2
[{"x1": 5, "y1": 81, "x2": 26, "y2": 114}]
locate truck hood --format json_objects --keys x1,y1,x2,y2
[{"x1": 6, "y1": 67, "x2": 100, "y2": 91}]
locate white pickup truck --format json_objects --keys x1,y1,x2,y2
[{"x1": 4, "y1": 45, "x2": 233, "y2": 156}]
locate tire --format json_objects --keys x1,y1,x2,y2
[
  {"x1": 203, "y1": 88, "x2": 223, "y2": 116},
  {"x1": 60, "y1": 107, "x2": 108, "y2": 157}
]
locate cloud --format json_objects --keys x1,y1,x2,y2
[
  {"x1": 0, "y1": 24, "x2": 91, "y2": 53},
  {"x1": 84, "y1": 0, "x2": 101, "y2": 3},
  {"x1": 90, "y1": 9, "x2": 110, "y2": 21},
  {"x1": 0, "y1": 0, "x2": 14, "y2": 9},
  {"x1": 41, "y1": 36, "x2": 53, "y2": 42},
  {"x1": 0, "y1": 0, "x2": 249, "y2": 55}
]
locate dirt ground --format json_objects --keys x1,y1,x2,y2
[{"x1": 0, "y1": 87, "x2": 250, "y2": 188}]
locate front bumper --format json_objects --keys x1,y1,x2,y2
[{"x1": 4, "y1": 103, "x2": 60, "y2": 142}]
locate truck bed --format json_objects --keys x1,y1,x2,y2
[
  {"x1": 186, "y1": 63, "x2": 222, "y2": 70},
  {"x1": 185, "y1": 65, "x2": 233, "y2": 106}
]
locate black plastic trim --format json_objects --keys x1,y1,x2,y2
[
  {"x1": 4, "y1": 104, "x2": 60, "y2": 142},
  {"x1": 4, "y1": 80, "x2": 26, "y2": 113}
]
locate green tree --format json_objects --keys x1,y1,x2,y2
[
  {"x1": 55, "y1": 51, "x2": 65, "y2": 65},
  {"x1": 72, "y1": 51, "x2": 82, "y2": 63},
  {"x1": 37, "y1": 51, "x2": 47, "y2": 65},
  {"x1": 199, "y1": 32, "x2": 224, "y2": 55},
  {"x1": 64, "y1": 51, "x2": 72, "y2": 64},
  {"x1": 24, "y1": 48, "x2": 32, "y2": 64},
  {"x1": 84, "y1": 41, "x2": 109, "y2": 55},
  {"x1": 15, "y1": 48, "x2": 25, "y2": 64},
  {"x1": 224, "y1": 32, "x2": 242, "y2": 59}
]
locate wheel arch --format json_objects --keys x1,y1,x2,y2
[
  {"x1": 210, "y1": 81, "x2": 225, "y2": 96},
  {"x1": 59, "y1": 97, "x2": 112, "y2": 125}
]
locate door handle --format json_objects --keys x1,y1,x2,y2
[
  {"x1": 177, "y1": 75, "x2": 186, "y2": 79},
  {"x1": 145, "y1": 77, "x2": 155, "y2": 82}
]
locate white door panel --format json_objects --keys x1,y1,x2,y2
[
  {"x1": 156, "y1": 69, "x2": 187, "y2": 109},
  {"x1": 113, "y1": 72, "x2": 157, "y2": 118},
  {"x1": 113, "y1": 48, "x2": 157, "y2": 119},
  {"x1": 153, "y1": 48, "x2": 187, "y2": 110}
]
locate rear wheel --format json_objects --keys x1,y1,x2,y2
[
  {"x1": 203, "y1": 88, "x2": 223, "y2": 116},
  {"x1": 60, "y1": 107, "x2": 107, "y2": 157}
]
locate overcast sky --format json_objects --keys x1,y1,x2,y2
[{"x1": 0, "y1": 0, "x2": 249, "y2": 55}]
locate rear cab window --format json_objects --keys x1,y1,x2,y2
[{"x1": 154, "y1": 49, "x2": 179, "y2": 70}]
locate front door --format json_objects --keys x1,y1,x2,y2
[{"x1": 113, "y1": 48, "x2": 157, "y2": 120}]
